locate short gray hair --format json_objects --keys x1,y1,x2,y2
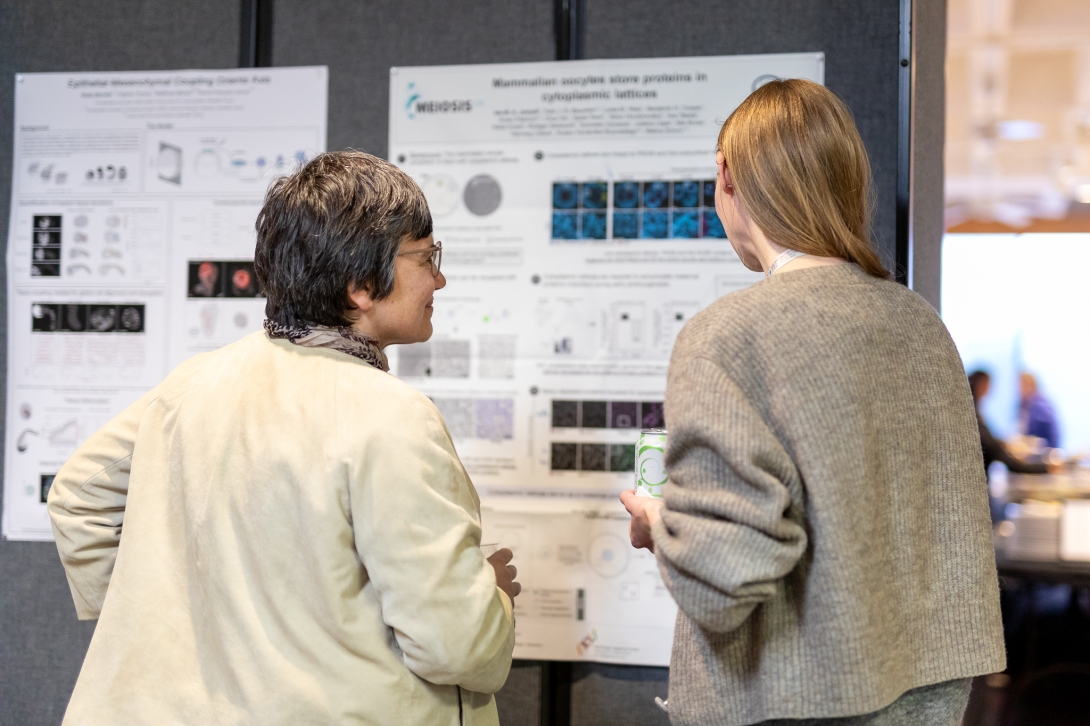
[{"x1": 254, "y1": 151, "x2": 432, "y2": 327}]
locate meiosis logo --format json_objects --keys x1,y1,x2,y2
[
  {"x1": 404, "y1": 82, "x2": 473, "y2": 119},
  {"x1": 414, "y1": 99, "x2": 472, "y2": 114}
]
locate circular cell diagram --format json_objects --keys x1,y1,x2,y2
[
  {"x1": 587, "y1": 533, "x2": 630, "y2": 578},
  {"x1": 421, "y1": 174, "x2": 461, "y2": 216},
  {"x1": 463, "y1": 174, "x2": 502, "y2": 216}
]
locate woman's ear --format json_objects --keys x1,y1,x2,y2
[
  {"x1": 719, "y1": 165, "x2": 735, "y2": 195},
  {"x1": 346, "y1": 285, "x2": 375, "y2": 314}
]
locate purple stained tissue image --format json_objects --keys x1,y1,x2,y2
[
  {"x1": 641, "y1": 402, "x2": 665, "y2": 429},
  {"x1": 476, "y1": 398, "x2": 514, "y2": 441}
]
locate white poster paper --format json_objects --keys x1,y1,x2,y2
[
  {"x1": 389, "y1": 54, "x2": 824, "y2": 664},
  {"x1": 4, "y1": 66, "x2": 327, "y2": 540}
]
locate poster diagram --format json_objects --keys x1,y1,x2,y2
[
  {"x1": 4, "y1": 67, "x2": 327, "y2": 540},
  {"x1": 389, "y1": 53, "x2": 824, "y2": 665}
]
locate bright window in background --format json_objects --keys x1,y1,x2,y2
[
  {"x1": 943, "y1": 0, "x2": 1090, "y2": 454},
  {"x1": 943, "y1": 234, "x2": 1090, "y2": 452}
]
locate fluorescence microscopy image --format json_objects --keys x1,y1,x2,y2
[
  {"x1": 613, "y1": 181, "x2": 640, "y2": 209},
  {"x1": 671, "y1": 211, "x2": 699, "y2": 238},
  {"x1": 702, "y1": 210, "x2": 727, "y2": 238},
  {"x1": 703, "y1": 180, "x2": 716, "y2": 207},
  {"x1": 641, "y1": 402, "x2": 665, "y2": 428},
  {"x1": 613, "y1": 212, "x2": 638, "y2": 238},
  {"x1": 580, "y1": 444, "x2": 608, "y2": 471},
  {"x1": 672, "y1": 181, "x2": 700, "y2": 208},
  {"x1": 580, "y1": 212, "x2": 607, "y2": 239},
  {"x1": 610, "y1": 444, "x2": 635, "y2": 472},
  {"x1": 640, "y1": 211, "x2": 668, "y2": 238},
  {"x1": 642, "y1": 181, "x2": 669, "y2": 208},
  {"x1": 552, "y1": 211, "x2": 578, "y2": 239},
  {"x1": 581, "y1": 182, "x2": 608, "y2": 209},
  {"x1": 553, "y1": 182, "x2": 579, "y2": 209},
  {"x1": 610, "y1": 401, "x2": 638, "y2": 428},
  {"x1": 551, "y1": 443, "x2": 578, "y2": 471}
]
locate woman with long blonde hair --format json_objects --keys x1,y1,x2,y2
[{"x1": 623, "y1": 79, "x2": 1004, "y2": 725}]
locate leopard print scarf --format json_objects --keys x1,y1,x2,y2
[{"x1": 263, "y1": 319, "x2": 389, "y2": 372}]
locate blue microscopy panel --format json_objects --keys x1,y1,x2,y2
[
  {"x1": 552, "y1": 212, "x2": 578, "y2": 239},
  {"x1": 553, "y1": 183, "x2": 579, "y2": 209},
  {"x1": 702, "y1": 180, "x2": 716, "y2": 207},
  {"x1": 671, "y1": 211, "x2": 699, "y2": 238},
  {"x1": 701, "y1": 210, "x2": 727, "y2": 238},
  {"x1": 580, "y1": 212, "x2": 607, "y2": 239},
  {"x1": 672, "y1": 181, "x2": 700, "y2": 208},
  {"x1": 613, "y1": 212, "x2": 638, "y2": 238},
  {"x1": 581, "y1": 182, "x2": 608, "y2": 209},
  {"x1": 614, "y1": 181, "x2": 640, "y2": 209},
  {"x1": 642, "y1": 181, "x2": 669, "y2": 209},
  {"x1": 640, "y1": 211, "x2": 668, "y2": 238}
]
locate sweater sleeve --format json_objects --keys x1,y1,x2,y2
[
  {"x1": 652, "y1": 355, "x2": 809, "y2": 633},
  {"x1": 350, "y1": 392, "x2": 514, "y2": 694},
  {"x1": 47, "y1": 386, "x2": 160, "y2": 619}
]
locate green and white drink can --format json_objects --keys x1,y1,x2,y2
[{"x1": 635, "y1": 428, "x2": 668, "y2": 498}]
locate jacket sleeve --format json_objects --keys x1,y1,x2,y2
[
  {"x1": 349, "y1": 392, "x2": 514, "y2": 694},
  {"x1": 47, "y1": 386, "x2": 160, "y2": 619},
  {"x1": 652, "y1": 355, "x2": 808, "y2": 633}
]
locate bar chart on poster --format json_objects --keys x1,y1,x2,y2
[
  {"x1": 388, "y1": 53, "x2": 824, "y2": 664},
  {"x1": 3, "y1": 67, "x2": 327, "y2": 541}
]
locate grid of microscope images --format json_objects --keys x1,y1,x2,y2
[{"x1": 551, "y1": 180, "x2": 727, "y2": 240}]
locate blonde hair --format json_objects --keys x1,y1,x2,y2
[{"x1": 717, "y1": 78, "x2": 889, "y2": 278}]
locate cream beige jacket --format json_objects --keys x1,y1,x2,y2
[{"x1": 48, "y1": 331, "x2": 514, "y2": 726}]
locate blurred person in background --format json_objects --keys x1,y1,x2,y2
[
  {"x1": 1018, "y1": 372, "x2": 1060, "y2": 449},
  {"x1": 969, "y1": 370, "x2": 1052, "y2": 479}
]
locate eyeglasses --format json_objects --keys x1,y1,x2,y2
[{"x1": 396, "y1": 240, "x2": 443, "y2": 277}]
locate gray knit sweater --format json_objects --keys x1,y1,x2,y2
[{"x1": 652, "y1": 263, "x2": 1005, "y2": 726}]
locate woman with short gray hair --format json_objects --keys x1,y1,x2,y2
[{"x1": 48, "y1": 151, "x2": 520, "y2": 726}]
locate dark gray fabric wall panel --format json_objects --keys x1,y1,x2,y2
[
  {"x1": 0, "y1": 2, "x2": 238, "y2": 723},
  {"x1": 571, "y1": 663, "x2": 669, "y2": 726},
  {"x1": 495, "y1": 660, "x2": 543, "y2": 726},
  {"x1": 585, "y1": 0, "x2": 902, "y2": 269},
  {"x1": 271, "y1": 0, "x2": 555, "y2": 158}
]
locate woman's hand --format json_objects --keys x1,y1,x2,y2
[
  {"x1": 487, "y1": 548, "x2": 522, "y2": 601},
  {"x1": 620, "y1": 490, "x2": 666, "y2": 552}
]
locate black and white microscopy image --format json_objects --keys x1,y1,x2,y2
[
  {"x1": 432, "y1": 339, "x2": 471, "y2": 378},
  {"x1": 433, "y1": 398, "x2": 475, "y2": 439},
  {"x1": 581, "y1": 400, "x2": 608, "y2": 428},
  {"x1": 32, "y1": 303, "x2": 144, "y2": 334},
  {"x1": 398, "y1": 342, "x2": 433, "y2": 377},
  {"x1": 40, "y1": 474, "x2": 56, "y2": 503},
  {"x1": 552, "y1": 400, "x2": 579, "y2": 428},
  {"x1": 88, "y1": 305, "x2": 119, "y2": 332},
  {"x1": 551, "y1": 442, "x2": 578, "y2": 471},
  {"x1": 579, "y1": 443, "x2": 608, "y2": 471}
]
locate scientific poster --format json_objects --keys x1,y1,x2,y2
[
  {"x1": 388, "y1": 53, "x2": 824, "y2": 664},
  {"x1": 3, "y1": 66, "x2": 327, "y2": 540}
]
